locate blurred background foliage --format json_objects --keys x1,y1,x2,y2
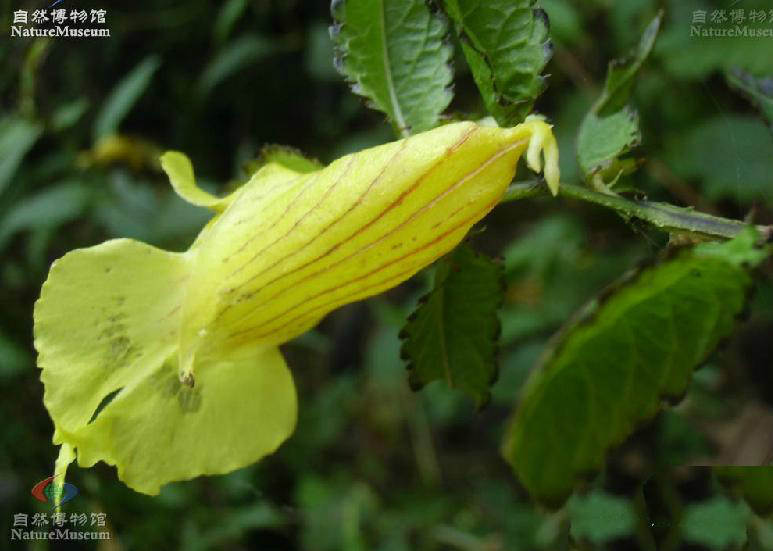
[{"x1": 1, "y1": 0, "x2": 772, "y2": 549}]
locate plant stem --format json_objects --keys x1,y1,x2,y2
[
  {"x1": 501, "y1": 180, "x2": 544, "y2": 202},
  {"x1": 502, "y1": 181, "x2": 772, "y2": 240},
  {"x1": 633, "y1": 485, "x2": 658, "y2": 551}
]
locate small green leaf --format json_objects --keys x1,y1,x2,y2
[
  {"x1": 595, "y1": 10, "x2": 662, "y2": 116},
  {"x1": 726, "y1": 69, "x2": 773, "y2": 130},
  {"x1": 93, "y1": 56, "x2": 161, "y2": 140},
  {"x1": 213, "y1": 0, "x2": 249, "y2": 44},
  {"x1": 502, "y1": 229, "x2": 768, "y2": 506},
  {"x1": 51, "y1": 98, "x2": 89, "y2": 132},
  {"x1": 568, "y1": 491, "x2": 636, "y2": 545},
  {"x1": 716, "y1": 466, "x2": 773, "y2": 517},
  {"x1": 0, "y1": 115, "x2": 42, "y2": 195},
  {"x1": 400, "y1": 244, "x2": 504, "y2": 407},
  {"x1": 577, "y1": 107, "x2": 640, "y2": 176},
  {"x1": 198, "y1": 34, "x2": 279, "y2": 95},
  {"x1": 576, "y1": 12, "x2": 660, "y2": 179},
  {"x1": 254, "y1": 145, "x2": 323, "y2": 175},
  {"x1": 682, "y1": 497, "x2": 750, "y2": 550},
  {"x1": 331, "y1": 0, "x2": 454, "y2": 135},
  {"x1": 442, "y1": 0, "x2": 551, "y2": 126}
]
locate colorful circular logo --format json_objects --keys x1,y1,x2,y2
[{"x1": 31, "y1": 476, "x2": 78, "y2": 507}]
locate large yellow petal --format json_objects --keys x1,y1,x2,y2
[
  {"x1": 35, "y1": 239, "x2": 296, "y2": 494},
  {"x1": 77, "y1": 345, "x2": 295, "y2": 495},
  {"x1": 35, "y1": 239, "x2": 188, "y2": 440}
]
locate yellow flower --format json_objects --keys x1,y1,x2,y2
[{"x1": 34, "y1": 118, "x2": 559, "y2": 494}]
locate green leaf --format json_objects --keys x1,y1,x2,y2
[
  {"x1": 94, "y1": 171, "x2": 211, "y2": 246},
  {"x1": 93, "y1": 56, "x2": 161, "y2": 140},
  {"x1": 682, "y1": 497, "x2": 750, "y2": 550},
  {"x1": 253, "y1": 145, "x2": 323, "y2": 175},
  {"x1": 502, "y1": 229, "x2": 768, "y2": 506},
  {"x1": 0, "y1": 115, "x2": 42, "y2": 195},
  {"x1": 198, "y1": 34, "x2": 279, "y2": 95},
  {"x1": 575, "y1": 12, "x2": 660, "y2": 179},
  {"x1": 213, "y1": 0, "x2": 249, "y2": 44},
  {"x1": 716, "y1": 467, "x2": 773, "y2": 517},
  {"x1": 666, "y1": 115, "x2": 773, "y2": 203},
  {"x1": 595, "y1": 10, "x2": 662, "y2": 116},
  {"x1": 726, "y1": 69, "x2": 773, "y2": 130},
  {"x1": 331, "y1": 0, "x2": 454, "y2": 135},
  {"x1": 442, "y1": 0, "x2": 551, "y2": 126},
  {"x1": 51, "y1": 98, "x2": 89, "y2": 132},
  {"x1": 0, "y1": 181, "x2": 90, "y2": 250},
  {"x1": 577, "y1": 107, "x2": 641, "y2": 176},
  {"x1": 568, "y1": 491, "x2": 636, "y2": 545},
  {"x1": 400, "y1": 244, "x2": 504, "y2": 407}
]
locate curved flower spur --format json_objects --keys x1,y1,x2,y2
[{"x1": 34, "y1": 117, "x2": 559, "y2": 496}]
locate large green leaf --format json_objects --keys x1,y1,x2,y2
[
  {"x1": 442, "y1": 0, "x2": 551, "y2": 126},
  {"x1": 502, "y1": 229, "x2": 768, "y2": 506},
  {"x1": 331, "y1": 0, "x2": 453, "y2": 135},
  {"x1": 400, "y1": 244, "x2": 504, "y2": 407}
]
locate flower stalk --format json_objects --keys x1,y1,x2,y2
[{"x1": 504, "y1": 181, "x2": 772, "y2": 240}]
